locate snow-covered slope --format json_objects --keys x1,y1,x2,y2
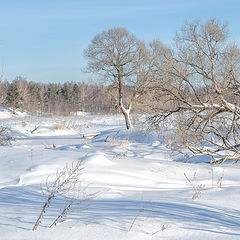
[
  {"x1": 0, "y1": 106, "x2": 27, "y2": 119},
  {"x1": 0, "y1": 115, "x2": 240, "y2": 239}
]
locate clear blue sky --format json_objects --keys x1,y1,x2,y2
[{"x1": 0, "y1": 0, "x2": 239, "y2": 83}]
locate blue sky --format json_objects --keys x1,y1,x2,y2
[{"x1": 0, "y1": 0, "x2": 239, "y2": 83}]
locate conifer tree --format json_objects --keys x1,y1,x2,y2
[
  {"x1": 6, "y1": 81, "x2": 24, "y2": 110},
  {"x1": 72, "y1": 83, "x2": 81, "y2": 112},
  {"x1": 29, "y1": 82, "x2": 44, "y2": 111}
]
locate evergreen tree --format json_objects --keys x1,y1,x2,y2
[
  {"x1": 44, "y1": 84, "x2": 59, "y2": 112},
  {"x1": 72, "y1": 83, "x2": 81, "y2": 112},
  {"x1": 60, "y1": 83, "x2": 73, "y2": 104},
  {"x1": 29, "y1": 82, "x2": 44, "y2": 111},
  {"x1": 5, "y1": 81, "x2": 24, "y2": 110}
]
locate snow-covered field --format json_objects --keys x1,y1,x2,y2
[{"x1": 1, "y1": 111, "x2": 240, "y2": 240}]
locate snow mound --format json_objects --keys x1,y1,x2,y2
[
  {"x1": 18, "y1": 164, "x2": 60, "y2": 185},
  {"x1": 85, "y1": 153, "x2": 114, "y2": 166},
  {"x1": 110, "y1": 128, "x2": 160, "y2": 144},
  {"x1": 0, "y1": 106, "x2": 27, "y2": 119}
]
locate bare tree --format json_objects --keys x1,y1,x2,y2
[
  {"x1": 149, "y1": 18, "x2": 240, "y2": 163},
  {"x1": 84, "y1": 28, "x2": 156, "y2": 129},
  {"x1": 0, "y1": 81, "x2": 8, "y2": 105}
]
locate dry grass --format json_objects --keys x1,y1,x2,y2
[
  {"x1": 184, "y1": 172, "x2": 206, "y2": 200},
  {"x1": 53, "y1": 121, "x2": 66, "y2": 130},
  {"x1": 32, "y1": 161, "x2": 96, "y2": 231}
]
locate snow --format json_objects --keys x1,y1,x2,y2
[
  {"x1": 0, "y1": 106, "x2": 27, "y2": 119},
  {"x1": 1, "y1": 112, "x2": 240, "y2": 239}
]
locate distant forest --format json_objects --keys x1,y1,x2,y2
[
  {"x1": 0, "y1": 76, "x2": 148, "y2": 116},
  {"x1": 0, "y1": 76, "x2": 118, "y2": 115}
]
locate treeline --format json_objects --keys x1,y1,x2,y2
[{"x1": 0, "y1": 76, "x2": 117, "y2": 115}]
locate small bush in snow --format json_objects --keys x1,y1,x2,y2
[
  {"x1": 53, "y1": 121, "x2": 66, "y2": 130},
  {"x1": 0, "y1": 127, "x2": 13, "y2": 146},
  {"x1": 32, "y1": 160, "x2": 96, "y2": 231}
]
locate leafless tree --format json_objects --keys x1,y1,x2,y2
[
  {"x1": 149, "y1": 18, "x2": 240, "y2": 164},
  {"x1": 84, "y1": 28, "x2": 158, "y2": 129},
  {"x1": 0, "y1": 82, "x2": 8, "y2": 105}
]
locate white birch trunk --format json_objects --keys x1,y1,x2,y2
[{"x1": 119, "y1": 98, "x2": 133, "y2": 129}]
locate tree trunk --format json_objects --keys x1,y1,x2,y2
[
  {"x1": 121, "y1": 108, "x2": 133, "y2": 129},
  {"x1": 118, "y1": 72, "x2": 133, "y2": 129}
]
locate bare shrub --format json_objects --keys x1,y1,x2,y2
[
  {"x1": 149, "y1": 18, "x2": 240, "y2": 164},
  {"x1": 128, "y1": 204, "x2": 145, "y2": 232},
  {"x1": 211, "y1": 168, "x2": 224, "y2": 188},
  {"x1": 32, "y1": 161, "x2": 96, "y2": 231},
  {"x1": 151, "y1": 225, "x2": 167, "y2": 236},
  {"x1": 184, "y1": 172, "x2": 206, "y2": 200},
  {"x1": 53, "y1": 121, "x2": 66, "y2": 130},
  {"x1": 0, "y1": 127, "x2": 14, "y2": 146},
  {"x1": 66, "y1": 119, "x2": 83, "y2": 131}
]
